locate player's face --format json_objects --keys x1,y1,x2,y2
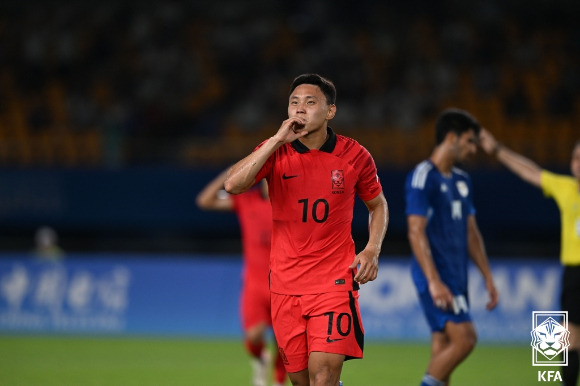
[
  {"x1": 288, "y1": 84, "x2": 336, "y2": 134},
  {"x1": 570, "y1": 143, "x2": 580, "y2": 181},
  {"x1": 454, "y1": 129, "x2": 478, "y2": 162}
]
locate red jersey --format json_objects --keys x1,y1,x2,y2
[
  {"x1": 232, "y1": 188, "x2": 272, "y2": 289},
  {"x1": 255, "y1": 128, "x2": 382, "y2": 295}
]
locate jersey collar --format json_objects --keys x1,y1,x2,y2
[{"x1": 291, "y1": 127, "x2": 337, "y2": 154}]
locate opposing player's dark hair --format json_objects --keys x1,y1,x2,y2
[
  {"x1": 289, "y1": 74, "x2": 336, "y2": 105},
  {"x1": 435, "y1": 108, "x2": 481, "y2": 145}
]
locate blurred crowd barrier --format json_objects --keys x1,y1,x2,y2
[
  {"x1": 0, "y1": 167, "x2": 561, "y2": 254},
  {"x1": 0, "y1": 0, "x2": 578, "y2": 169}
]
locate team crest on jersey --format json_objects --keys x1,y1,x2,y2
[
  {"x1": 456, "y1": 181, "x2": 469, "y2": 197},
  {"x1": 331, "y1": 170, "x2": 344, "y2": 193}
]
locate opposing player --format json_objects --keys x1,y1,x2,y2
[
  {"x1": 405, "y1": 108, "x2": 499, "y2": 386},
  {"x1": 224, "y1": 73, "x2": 389, "y2": 386},
  {"x1": 196, "y1": 171, "x2": 287, "y2": 386},
  {"x1": 480, "y1": 129, "x2": 580, "y2": 386}
]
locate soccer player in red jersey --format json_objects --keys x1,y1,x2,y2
[
  {"x1": 225, "y1": 74, "x2": 389, "y2": 386},
  {"x1": 196, "y1": 171, "x2": 287, "y2": 386}
]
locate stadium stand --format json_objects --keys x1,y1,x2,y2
[{"x1": 0, "y1": 0, "x2": 577, "y2": 169}]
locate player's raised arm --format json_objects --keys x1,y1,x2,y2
[
  {"x1": 195, "y1": 169, "x2": 234, "y2": 212},
  {"x1": 224, "y1": 117, "x2": 308, "y2": 195},
  {"x1": 479, "y1": 128, "x2": 542, "y2": 188}
]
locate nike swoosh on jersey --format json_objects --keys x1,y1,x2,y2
[
  {"x1": 326, "y1": 337, "x2": 345, "y2": 343},
  {"x1": 282, "y1": 174, "x2": 299, "y2": 180}
]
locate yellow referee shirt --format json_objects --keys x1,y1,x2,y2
[{"x1": 541, "y1": 170, "x2": 580, "y2": 266}]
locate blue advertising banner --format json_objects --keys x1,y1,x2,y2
[
  {"x1": 0, "y1": 254, "x2": 243, "y2": 337},
  {"x1": 0, "y1": 254, "x2": 561, "y2": 343},
  {"x1": 359, "y1": 258, "x2": 562, "y2": 343}
]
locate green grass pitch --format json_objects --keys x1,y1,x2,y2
[{"x1": 0, "y1": 335, "x2": 557, "y2": 385}]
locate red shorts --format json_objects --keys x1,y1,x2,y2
[
  {"x1": 270, "y1": 291, "x2": 364, "y2": 373},
  {"x1": 240, "y1": 282, "x2": 272, "y2": 331}
]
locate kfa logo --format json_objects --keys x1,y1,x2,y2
[
  {"x1": 331, "y1": 170, "x2": 344, "y2": 193},
  {"x1": 538, "y1": 371, "x2": 562, "y2": 382},
  {"x1": 531, "y1": 311, "x2": 569, "y2": 382}
]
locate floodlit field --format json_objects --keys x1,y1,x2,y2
[{"x1": 0, "y1": 336, "x2": 556, "y2": 385}]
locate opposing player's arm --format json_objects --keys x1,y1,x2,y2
[
  {"x1": 407, "y1": 214, "x2": 454, "y2": 309},
  {"x1": 351, "y1": 192, "x2": 388, "y2": 284},
  {"x1": 195, "y1": 169, "x2": 234, "y2": 212},
  {"x1": 479, "y1": 128, "x2": 542, "y2": 188},
  {"x1": 467, "y1": 215, "x2": 499, "y2": 310}
]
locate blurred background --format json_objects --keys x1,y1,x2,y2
[
  {"x1": 0, "y1": 0, "x2": 578, "y2": 256},
  {"x1": 0, "y1": 2, "x2": 578, "y2": 377},
  {"x1": 0, "y1": 0, "x2": 576, "y2": 258}
]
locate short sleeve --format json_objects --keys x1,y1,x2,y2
[
  {"x1": 465, "y1": 175, "x2": 476, "y2": 216},
  {"x1": 405, "y1": 169, "x2": 431, "y2": 217},
  {"x1": 540, "y1": 170, "x2": 559, "y2": 199},
  {"x1": 355, "y1": 147, "x2": 382, "y2": 201}
]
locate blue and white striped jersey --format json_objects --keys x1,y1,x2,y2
[{"x1": 405, "y1": 160, "x2": 476, "y2": 295}]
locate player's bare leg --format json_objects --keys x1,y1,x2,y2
[
  {"x1": 425, "y1": 321, "x2": 477, "y2": 385},
  {"x1": 246, "y1": 321, "x2": 269, "y2": 386},
  {"x1": 563, "y1": 322, "x2": 579, "y2": 386},
  {"x1": 246, "y1": 322, "x2": 288, "y2": 385},
  {"x1": 287, "y1": 352, "x2": 344, "y2": 386},
  {"x1": 247, "y1": 321, "x2": 268, "y2": 345},
  {"x1": 308, "y1": 352, "x2": 344, "y2": 386},
  {"x1": 567, "y1": 321, "x2": 580, "y2": 353},
  {"x1": 428, "y1": 332, "x2": 451, "y2": 385},
  {"x1": 288, "y1": 368, "x2": 309, "y2": 386}
]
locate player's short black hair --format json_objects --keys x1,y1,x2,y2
[
  {"x1": 289, "y1": 74, "x2": 336, "y2": 105},
  {"x1": 435, "y1": 108, "x2": 481, "y2": 145}
]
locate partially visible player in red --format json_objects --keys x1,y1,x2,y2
[
  {"x1": 196, "y1": 170, "x2": 287, "y2": 386},
  {"x1": 225, "y1": 74, "x2": 389, "y2": 386}
]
